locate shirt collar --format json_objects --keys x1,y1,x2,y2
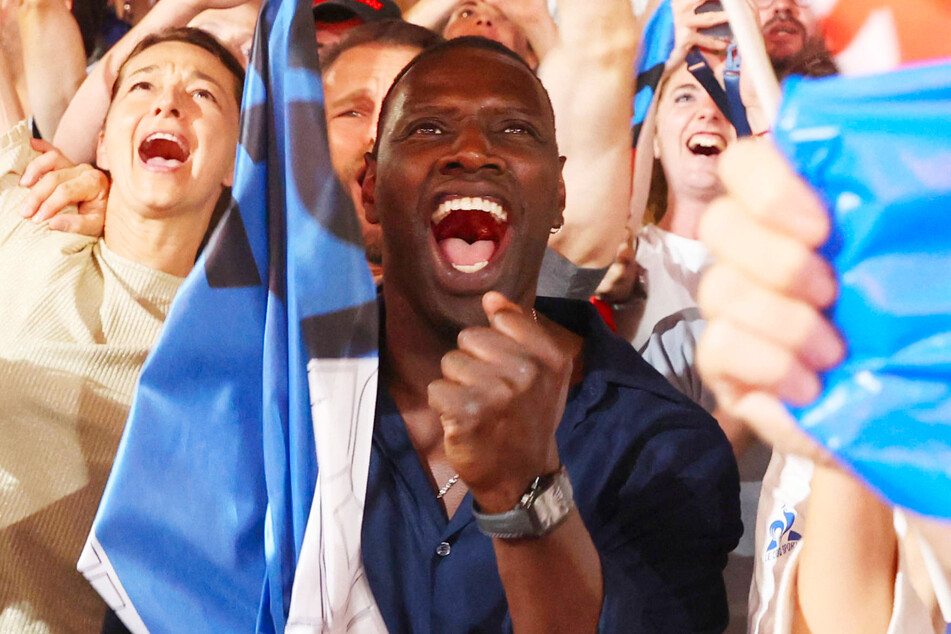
[{"x1": 535, "y1": 296, "x2": 684, "y2": 432}]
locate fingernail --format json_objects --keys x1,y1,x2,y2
[
  {"x1": 787, "y1": 370, "x2": 821, "y2": 407},
  {"x1": 816, "y1": 330, "x2": 846, "y2": 370},
  {"x1": 796, "y1": 209, "x2": 829, "y2": 245},
  {"x1": 811, "y1": 268, "x2": 838, "y2": 309},
  {"x1": 19, "y1": 204, "x2": 33, "y2": 218}
]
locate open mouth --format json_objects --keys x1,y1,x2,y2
[
  {"x1": 766, "y1": 20, "x2": 803, "y2": 38},
  {"x1": 687, "y1": 133, "x2": 726, "y2": 157},
  {"x1": 431, "y1": 196, "x2": 509, "y2": 273},
  {"x1": 138, "y1": 132, "x2": 190, "y2": 170}
]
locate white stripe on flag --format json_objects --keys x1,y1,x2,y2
[
  {"x1": 287, "y1": 357, "x2": 386, "y2": 633},
  {"x1": 78, "y1": 535, "x2": 149, "y2": 633}
]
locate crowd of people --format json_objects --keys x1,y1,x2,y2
[{"x1": 0, "y1": 0, "x2": 948, "y2": 632}]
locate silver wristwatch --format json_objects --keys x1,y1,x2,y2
[{"x1": 472, "y1": 466, "x2": 575, "y2": 539}]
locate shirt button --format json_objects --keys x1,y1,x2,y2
[{"x1": 436, "y1": 541, "x2": 451, "y2": 557}]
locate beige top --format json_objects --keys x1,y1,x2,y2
[{"x1": 0, "y1": 121, "x2": 183, "y2": 633}]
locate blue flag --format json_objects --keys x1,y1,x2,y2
[
  {"x1": 775, "y1": 60, "x2": 951, "y2": 520},
  {"x1": 79, "y1": 0, "x2": 379, "y2": 630},
  {"x1": 631, "y1": 0, "x2": 674, "y2": 146}
]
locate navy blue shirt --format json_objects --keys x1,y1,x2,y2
[{"x1": 363, "y1": 298, "x2": 742, "y2": 633}]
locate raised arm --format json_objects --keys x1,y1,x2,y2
[
  {"x1": 0, "y1": 3, "x2": 25, "y2": 131},
  {"x1": 403, "y1": 0, "x2": 458, "y2": 30},
  {"x1": 0, "y1": 49, "x2": 24, "y2": 132},
  {"x1": 18, "y1": 138, "x2": 108, "y2": 234},
  {"x1": 792, "y1": 463, "x2": 898, "y2": 634},
  {"x1": 483, "y1": 0, "x2": 558, "y2": 63},
  {"x1": 52, "y1": 0, "x2": 250, "y2": 163},
  {"x1": 407, "y1": 0, "x2": 558, "y2": 67},
  {"x1": 16, "y1": 0, "x2": 86, "y2": 140},
  {"x1": 539, "y1": 0, "x2": 637, "y2": 268},
  {"x1": 428, "y1": 292, "x2": 602, "y2": 633}
]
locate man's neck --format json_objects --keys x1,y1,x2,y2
[
  {"x1": 381, "y1": 291, "x2": 460, "y2": 405},
  {"x1": 102, "y1": 201, "x2": 212, "y2": 278},
  {"x1": 379, "y1": 289, "x2": 467, "y2": 460}
]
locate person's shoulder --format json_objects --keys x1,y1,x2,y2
[
  {"x1": 1, "y1": 120, "x2": 35, "y2": 177},
  {"x1": 0, "y1": 123, "x2": 90, "y2": 252},
  {"x1": 540, "y1": 296, "x2": 717, "y2": 431}
]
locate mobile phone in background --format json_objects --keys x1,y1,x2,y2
[{"x1": 696, "y1": 0, "x2": 732, "y2": 39}]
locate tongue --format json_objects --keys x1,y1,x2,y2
[
  {"x1": 439, "y1": 237, "x2": 496, "y2": 266},
  {"x1": 145, "y1": 156, "x2": 183, "y2": 169}
]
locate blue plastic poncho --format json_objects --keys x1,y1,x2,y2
[{"x1": 773, "y1": 60, "x2": 951, "y2": 519}]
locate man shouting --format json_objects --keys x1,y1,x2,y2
[{"x1": 355, "y1": 37, "x2": 742, "y2": 632}]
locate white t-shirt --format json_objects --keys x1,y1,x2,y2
[{"x1": 616, "y1": 224, "x2": 768, "y2": 633}]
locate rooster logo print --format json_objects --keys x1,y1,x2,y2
[{"x1": 765, "y1": 506, "x2": 802, "y2": 561}]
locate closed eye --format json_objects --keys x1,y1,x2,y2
[{"x1": 129, "y1": 81, "x2": 153, "y2": 92}]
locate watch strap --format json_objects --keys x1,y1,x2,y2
[{"x1": 472, "y1": 466, "x2": 575, "y2": 539}]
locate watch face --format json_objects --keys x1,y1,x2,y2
[
  {"x1": 475, "y1": 468, "x2": 575, "y2": 539},
  {"x1": 527, "y1": 469, "x2": 575, "y2": 533}
]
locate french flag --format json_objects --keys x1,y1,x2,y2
[{"x1": 78, "y1": 0, "x2": 382, "y2": 630}]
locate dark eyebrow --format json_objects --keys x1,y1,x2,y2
[
  {"x1": 124, "y1": 65, "x2": 227, "y2": 94},
  {"x1": 192, "y1": 70, "x2": 228, "y2": 93},
  {"x1": 398, "y1": 101, "x2": 545, "y2": 120},
  {"x1": 451, "y1": 1, "x2": 479, "y2": 14},
  {"x1": 327, "y1": 87, "x2": 375, "y2": 109}
]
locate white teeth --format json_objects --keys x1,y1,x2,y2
[
  {"x1": 451, "y1": 261, "x2": 488, "y2": 273},
  {"x1": 145, "y1": 132, "x2": 182, "y2": 146},
  {"x1": 688, "y1": 134, "x2": 726, "y2": 151},
  {"x1": 432, "y1": 196, "x2": 508, "y2": 225}
]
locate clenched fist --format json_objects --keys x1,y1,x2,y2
[{"x1": 428, "y1": 291, "x2": 573, "y2": 513}]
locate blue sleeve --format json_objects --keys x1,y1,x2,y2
[{"x1": 586, "y1": 407, "x2": 742, "y2": 633}]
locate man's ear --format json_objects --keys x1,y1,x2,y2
[
  {"x1": 95, "y1": 130, "x2": 109, "y2": 170},
  {"x1": 221, "y1": 155, "x2": 235, "y2": 188},
  {"x1": 361, "y1": 152, "x2": 379, "y2": 225},
  {"x1": 557, "y1": 155, "x2": 567, "y2": 214}
]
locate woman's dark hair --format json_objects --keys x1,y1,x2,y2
[
  {"x1": 319, "y1": 19, "x2": 442, "y2": 71},
  {"x1": 111, "y1": 27, "x2": 246, "y2": 106},
  {"x1": 644, "y1": 69, "x2": 677, "y2": 225}
]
